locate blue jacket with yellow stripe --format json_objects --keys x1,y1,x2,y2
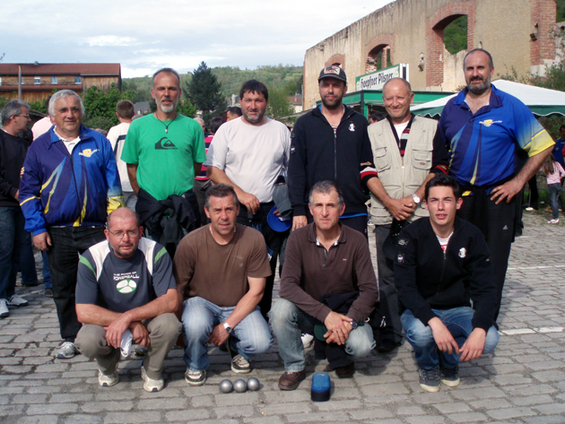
[{"x1": 19, "y1": 125, "x2": 124, "y2": 236}]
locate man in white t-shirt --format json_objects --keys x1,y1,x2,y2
[
  {"x1": 367, "y1": 78, "x2": 449, "y2": 353},
  {"x1": 107, "y1": 100, "x2": 136, "y2": 209},
  {"x1": 205, "y1": 80, "x2": 291, "y2": 318}
]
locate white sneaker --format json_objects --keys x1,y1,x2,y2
[
  {"x1": 185, "y1": 369, "x2": 206, "y2": 386},
  {"x1": 548, "y1": 218, "x2": 560, "y2": 225},
  {"x1": 141, "y1": 365, "x2": 164, "y2": 392},
  {"x1": 98, "y1": 370, "x2": 119, "y2": 387},
  {"x1": 56, "y1": 341, "x2": 77, "y2": 359},
  {"x1": 301, "y1": 333, "x2": 314, "y2": 349},
  {"x1": 0, "y1": 299, "x2": 9, "y2": 318},
  {"x1": 7, "y1": 294, "x2": 28, "y2": 307}
]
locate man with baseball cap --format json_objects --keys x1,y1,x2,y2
[{"x1": 288, "y1": 65, "x2": 378, "y2": 237}]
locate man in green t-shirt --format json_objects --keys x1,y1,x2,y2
[{"x1": 121, "y1": 68, "x2": 206, "y2": 252}]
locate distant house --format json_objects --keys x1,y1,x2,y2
[
  {"x1": 288, "y1": 93, "x2": 303, "y2": 114},
  {"x1": 134, "y1": 101, "x2": 150, "y2": 117},
  {"x1": 0, "y1": 63, "x2": 121, "y2": 104}
]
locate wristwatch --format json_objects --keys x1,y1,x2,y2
[
  {"x1": 350, "y1": 320, "x2": 358, "y2": 330},
  {"x1": 222, "y1": 322, "x2": 233, "y2": 334},
  {"x1": 412, "y1": 193, "x2": 421, "y2": 204}
]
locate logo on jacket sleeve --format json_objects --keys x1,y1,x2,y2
[
  {"x1": 79, "y1": 149, "x2": 100, "y2": 157},
  {"x1": 155, "y1": 138, "x2": 178, "y2": 150},
  {"x1": 349, "y1": 123, "x2": 356, "y2": 132}
]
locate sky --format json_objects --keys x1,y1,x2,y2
[{"x1": 1, "y1": 0, "x2": 394, "y2": 78}]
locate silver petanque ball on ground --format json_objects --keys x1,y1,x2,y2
[
  {"x1": 247, "y1": 377, "x2": 260, "y2": 391},
  {"x1": 219, "y1": 379, "x2": 233, "y2": 393},
  {"x1": 233, "y1": 379, "x2": 247, "y2": 393}
]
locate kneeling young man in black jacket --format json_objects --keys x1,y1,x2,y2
[{"x1": 394, "y1": 174, "x2": 499, "y2": 393}]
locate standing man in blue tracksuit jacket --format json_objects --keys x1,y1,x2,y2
[{"x1": 19, "y1": 90, "x2": 123, "y2": 359}]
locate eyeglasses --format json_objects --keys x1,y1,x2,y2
[
  {"x1": 56, "y1": 107, "x2": 81, "y2": 114},
  {"x1": 19, "y1": 114, "x2": 30, "y2": 119},
  {"x1": 107, "y1": 229, "x2": 139, "y2": 239}
]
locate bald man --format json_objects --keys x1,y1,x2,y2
[
  {"x1": 75, "y1": 208, "x2": 181, "y2": 392},
  {"x1": 367, "y1": 77, "x2": 449, "y2": 353}
]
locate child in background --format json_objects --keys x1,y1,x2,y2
[{"x1": 542, "y1": 153, "x2": 565, "y2": 224}]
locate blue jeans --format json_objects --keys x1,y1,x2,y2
[
  {"x1": 181, "y1": 296, "x2": 273, "y2": 371},
  {"x1": 548, "y1": 183, "x2": 561, "y2": 220},
  {"x1": 0, "y1": 207, "x2": 27, "y2": 300},
  {"x1": 269, "y1": 298, "x2": 376, "y2": 372},
  {"x1": 401, "y1": 307, "x2": 499, "y2": 370}
]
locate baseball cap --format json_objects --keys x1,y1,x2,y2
[{"x1": 318, "y1": 65, "x2": 347, "y2": 84}]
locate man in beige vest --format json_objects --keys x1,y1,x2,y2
[{"x1": 367, "y1": 78, "x2": 449, "y2": 353}]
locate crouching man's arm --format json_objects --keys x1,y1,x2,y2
[
  {"x1": 76, "y1": 288, "x2": 178, "y2": 349},
  {"x1": 208, "y1": 276, "x2": 265, "y2": 346}
]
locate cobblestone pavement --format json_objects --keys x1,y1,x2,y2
[{"x1": 1, "y1": 213, "x2": 565, "y2": 424}]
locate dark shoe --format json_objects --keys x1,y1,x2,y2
[
  {"x1": 439, "y1": 365, "x2": 460, "y2": 387},
  {"x1": 335, "y1": 362, "x2": 355, "y2": 378},
  {"x1": 419, "y1": 367, "x2": 440, "y2": 393},
  {"x1": 22, "y1": 281, "x2": 39, "y2": 287},
  {"x1": 377, "y1": 338, "x2": 402, "y2": 353},
  {"x1": 278, "y1": 370, "x2": 306, "y2": 391}
]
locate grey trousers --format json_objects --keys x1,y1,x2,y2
[{"x1": 75, "y1": 313, "x2": 181, "y2": 380}]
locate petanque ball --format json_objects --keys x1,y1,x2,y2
[
  {"x1": 247, "y1": 377, "x2": 260, "y2": 391},
  {"x1": 219, "y1": 379, "x2": 233, "y2": 393},
  {"x1": 233, "y1": 379, "x2": 247, "y2": 393}
]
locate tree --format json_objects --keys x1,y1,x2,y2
[
  {"x1": 187, "y1": 61, "x2": 226, "y2": 122},
  {"x1": 266, "y1": 87, "x2": 295, "y2": 119},
  {"x1": 82, "y1": 84, "x2": 134, "y2": 130},
  {"x1": 176, "y1": 98, "x2": 198, "y2": 118}
]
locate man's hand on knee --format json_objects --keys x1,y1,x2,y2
[
  {"x1": 459, "y1": 328, "x2": 486, "y2": 361},
  {"x1": 208, "y1": 323, "x2": 230, "y2": 346},
  {"x1": 131, "y1": 322, "x2": 150, "y2": 347},
  {"x1": 323, "y1": 311, "x2": 352, "y2": 345},
  {"x1": 428, "y1": 317, "x2": 459, "y2": 355}
]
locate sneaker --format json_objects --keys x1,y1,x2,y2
[
  {"x1": 43, "y1": 288, "x2": 53, "y2": 298},
  {"x1": 278, "y1": 370, "x2": 306, "y2": 391},
  {"x1": 7, "y1": 294, "x2": 28, "y2": 307},
  {"x1": 377, "y1": 338, "x2": 402, "y2": 353},
  {"x1": 141, "y1": 365, "x2": 164, "y2": 392},
  {"x1": 0, "y1": 299, "x2": 9, "y2": 318},
  {"x1": 419, "y1": 367, "x2": 440, "y2": 393},
  {"x1": 56, "y1": 341, "x2": 77, "y2": 359},
  {"x1": 548, "y1": 218, "x2": 560, "y2": 224},
  {"x1": 525, "y1": 206, "x2": 535, "y2": 211},
  {"x1": 226, "y1": 342, "x2": 251, "y2": 374},
  {"x1": 98, "y1": 370, "x2": 119, "y2": 387},
  {"x1": 185, "y1": 369, "x2": 206, "y2": 386},
  {"x1": 439, "y1": 365, "x2": 460, "y2": 387},
  {"x1": 231, "y1": 354, "x2": 251, "y2": 374},
  {"x1": 301, "y1": 333, "x2": 314, "y2": 349}
]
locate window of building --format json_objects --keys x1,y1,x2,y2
[
  {"x1": 51, "y1": 76, "x2": 58, "y2": 84},
  {"x1": 75, "y1": 76, "x2": 81, "y2": 84},
  {"x1": 34, "y1": 76, "x2": 40, "y2": 85},
  {"x1": 0, "y1": 77, "x2": 2, "y2": 86}
]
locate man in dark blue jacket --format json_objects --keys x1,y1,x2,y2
[
  {"x1": 0, "y1": 99, "x2": 32, "y2": 318},
  {"x1": 394, "y1": 174, "x2": 499, "y2": 393},
  {"x1": 20, "y1": 90, "x2": 123, "y2": 359}
]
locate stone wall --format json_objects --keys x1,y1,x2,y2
[{"x1": 303, "y1": 0, "x2": 556, "y2": 108}]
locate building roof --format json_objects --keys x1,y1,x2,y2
[{"x1": 0, "y1": 63, "x2": 121, "y2": 77}]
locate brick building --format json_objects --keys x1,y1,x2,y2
[
  {"x1": 303, "y1": 0, "x2": 557, "y2": 109},
  {"x1": 0, "y1": 63, "x2": 121, "y2": 104}
]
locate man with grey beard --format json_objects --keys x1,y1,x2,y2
[
  {"x1": 122, "y1": 68, "x2": 206, "y2": 252},
  {"x1": 439, "y1": 48, "x2": 554, "y2": 321}
]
